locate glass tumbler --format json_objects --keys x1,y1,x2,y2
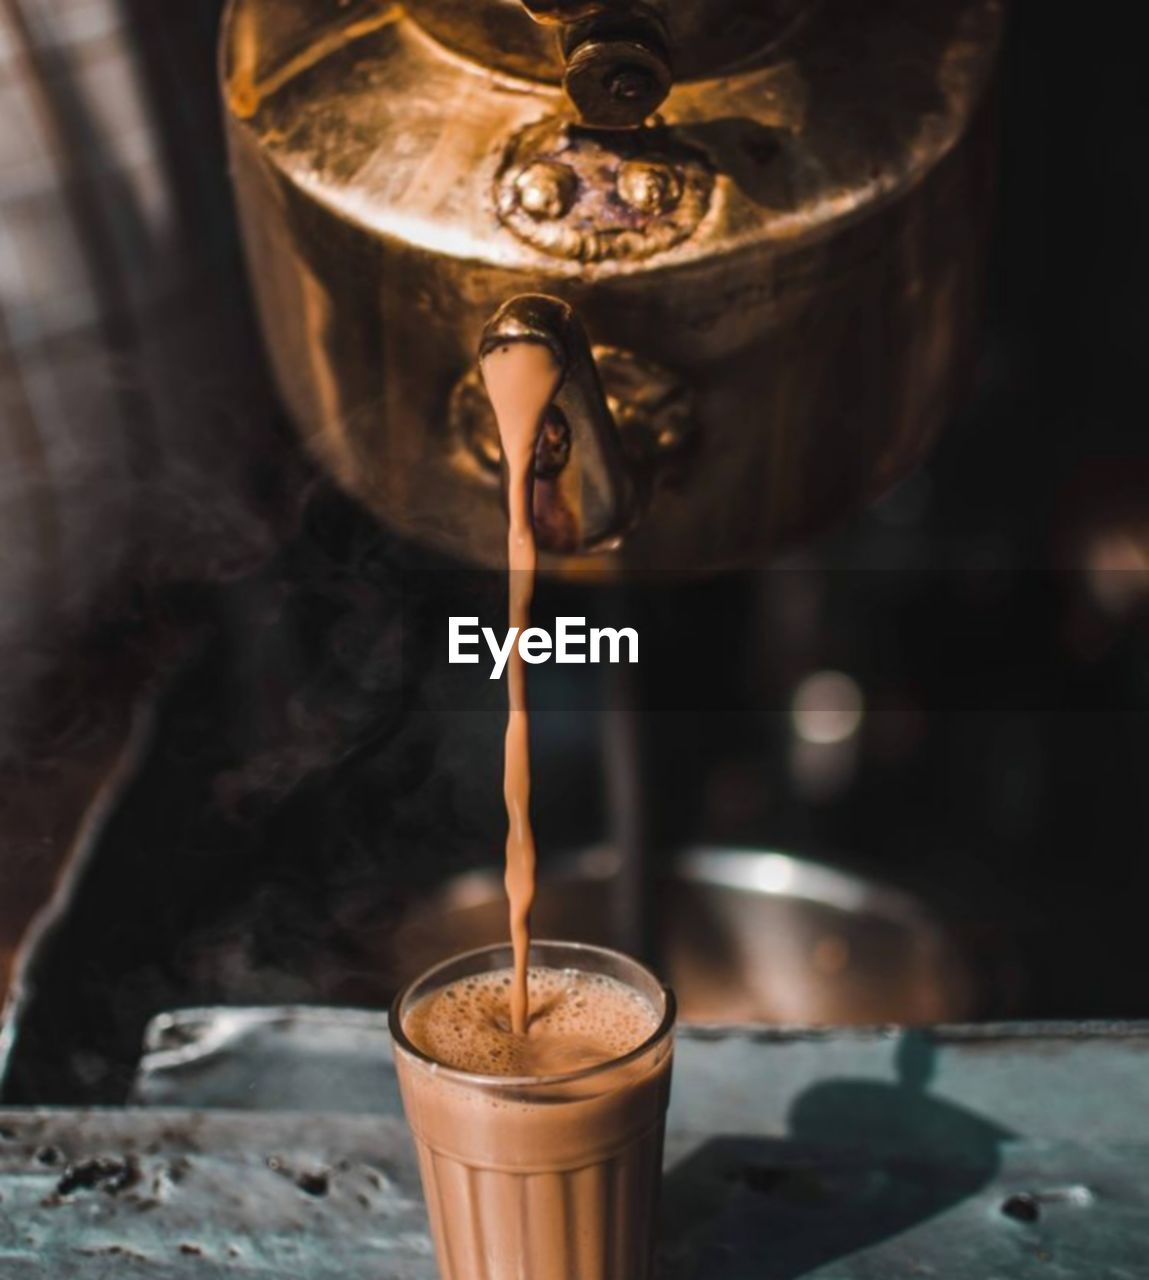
[{"x1": 390, "y1": 940, "x2": 676, "y2": 1280}]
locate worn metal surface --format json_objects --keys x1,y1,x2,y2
[
  {"x1": 133, "y1": 1007, "x2": 407, "y2": 1115},
  {"x1": 3, "y1": 1014, "x2": 1148, "y2": 1277},
  {"x1": 130, "y1": 1009, "x2": 1149, "y2": 1140},
  {"x1": 0, "y1": 1110, "x2": 429, "y2": 1278}
]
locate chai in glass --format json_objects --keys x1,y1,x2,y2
[{"x1": 391, "y1": 941, "x2": 675, "y2": 1280}]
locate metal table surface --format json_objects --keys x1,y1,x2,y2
[{"x1": 2, "y1": 1010, "x2": 1148, "y2": 1278}]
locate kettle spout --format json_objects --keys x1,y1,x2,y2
[{"x1": 480, "y1": 295, "x2": 635, "y2": 555}]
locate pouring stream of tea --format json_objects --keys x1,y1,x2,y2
[{"x1": 481, "y1": 341, "x2": 563, "y2": 1034}]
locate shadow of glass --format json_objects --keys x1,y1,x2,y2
[{"x1": 660, "y1": 1031, "x2": 1012, "y2": 1278}]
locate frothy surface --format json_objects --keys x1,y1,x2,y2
[{"x1": 403, "y1": 966, "x2": 659, "y2": 1077}]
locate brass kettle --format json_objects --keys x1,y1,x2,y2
[{"x1": 221, "y1": 0, "x2": 1002, "y2": 571}]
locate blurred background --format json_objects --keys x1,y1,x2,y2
[{"x1": 1, "y1": 0, "x2": 1148, "y2": 1103}]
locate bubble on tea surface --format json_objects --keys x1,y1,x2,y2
[{"x1": 403, "y1": 967, "x2": 659, "y2": 1076}]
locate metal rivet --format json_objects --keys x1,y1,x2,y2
[
  {"x1": 513, "y1": 162, "x2": 577, "y2": 221},
  {"x1": 617, "y1": 160, "x2": 682, "y2": 215}
]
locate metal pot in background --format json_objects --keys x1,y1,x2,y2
[{"x1": 391, "y1": 847, "x2": 982, "y2": 1025}]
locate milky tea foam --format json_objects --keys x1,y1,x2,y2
[{"x1": 403, "y1": 965, "x2": 659, "y2": 1077}]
